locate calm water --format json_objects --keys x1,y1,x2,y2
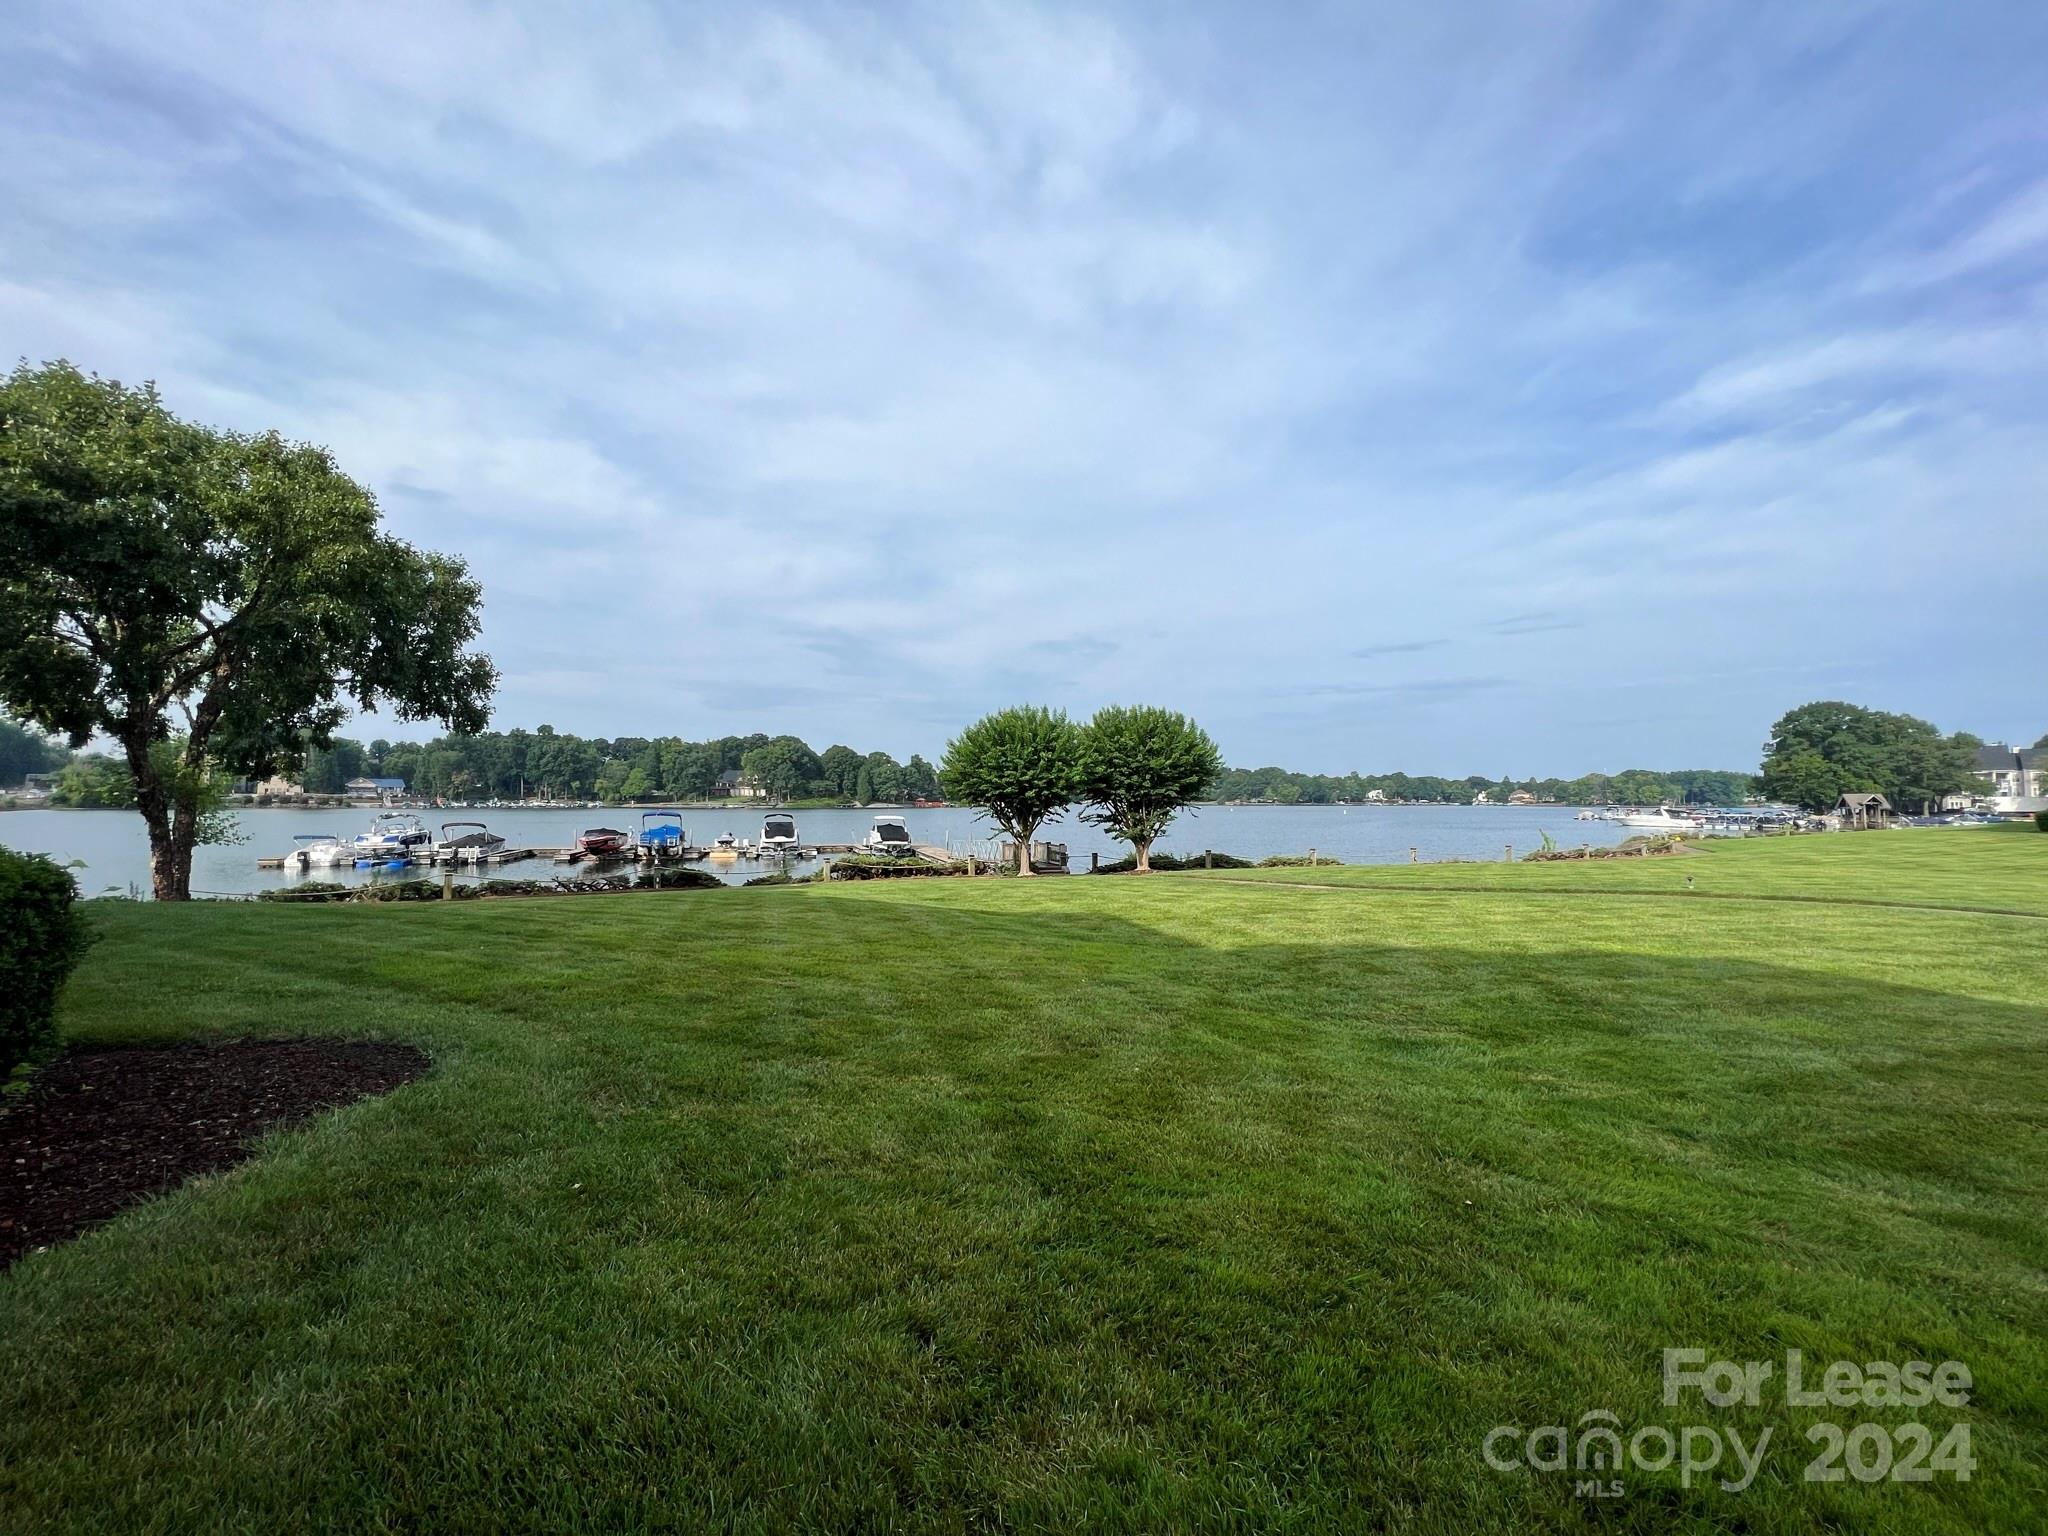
[{"x1": 0, "y1": 803, "x2": 1641, "y2": 898}]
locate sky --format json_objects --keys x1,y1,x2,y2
[{"x1": 4, "y1": 2, "x2": 2045, "y2": 776}]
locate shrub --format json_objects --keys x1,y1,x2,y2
[
  {"x1": 636, "y1": 867, "x2": 723, "y2": 891},
  {"x1": 1090, "y1": 851, "x2": 1260, "y2": 873},
  {"x1": 1, "y1": 849, "x2": 94, "y2": 1076},
  {"x1": 2035, "y1": 809, "x2": 2048, "y2": 833}
]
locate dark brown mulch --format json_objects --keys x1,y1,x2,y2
[{"x1": 1, "y1": 1039, "x2": 430, "y2": 1270}]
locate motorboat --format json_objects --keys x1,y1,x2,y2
[
  {"x1": 707, "y1": 832, "x2": 743, "y2": 860},
  {"x1": 286, "y1": 833, "x2": 354, "y2": 870},
  {"x1": 639, "y1": 810, "x2": 686, "y2": 858},
  {"x1": 758, "y1": 813, "x2": 801, "y2": 858},
  {"x1": 1615, "y1": 806, "x2": 1700, "y2": 832},
  {"x1": 435, "y1": 821, "x2": 506, "y2": 863},
  {"x1": 861, "y1": 816, "x2": 915, "y2": 857},
  {"x1": 576, "y1": 827, "x2": 630, "y2": 858},
  {"x1": 351, "y1": 812, "x2": 432, "y2": 856}
]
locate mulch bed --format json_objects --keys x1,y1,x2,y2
[{"x1": 1, "y1": 1039, "x2": 430, "y2": 1270}]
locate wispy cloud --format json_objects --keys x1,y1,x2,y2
[{"x1": 3, "y1": 1, "x2": 2044, "y2": 774}]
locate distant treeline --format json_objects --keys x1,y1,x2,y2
[
  {"x1": 10, "y1": 714, "x2": 1759, "y2": 809},
  {"x1": 1210, "y1": 765, "x2": 1758, "y2": 806},
  {"x1": 302, "y1": 729, "x2": 943, "y2": 804}
]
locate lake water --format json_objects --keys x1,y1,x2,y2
[{"x1": 0, "y1": 803, "x2": 1644, "y2": 898}]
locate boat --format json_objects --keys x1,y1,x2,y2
[
  {"x1": 758, "y1": 813, "x2": 801, "y2": 857},
  {"x1": 286, "y1": 833, "x2": 354, "y2": 870},
  {"x1": 639, "y1": 810, "x2": 686, "y2": 858},
  {"x1": 1615, "y1": 806, "x2": 1701, "y2": 831},
  {"x1": 861, "y1": 815, "x2": 915, "y2": 857},
  {"x1": 351, "y1": 812, "x2": 432, "y2": 856},
  {"x1": 576, "y1": 826, "x2": 630, "y2": 858},
  {"x1": 435, "y1": 821, "x2": 506, "y2": 863},
  {"x1": 707, "y1": 832, "x2": 742, "y2": 860}
]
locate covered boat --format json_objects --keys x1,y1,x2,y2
[
  {"x1": 759, "y1": 813, "x2": 801, "y2": 857},
  {"x1": 435, "y1": 821, "x2": 506, "y2": 862},
  {"x1": 639, "y1": 810, "x2": 686, "y2": 858},
  {"x1": 576, "y1": 827, "x2": 630, "y2": 857},
  {"x1": 861, "y1": 816, "x2": 915, "y2": 857}
]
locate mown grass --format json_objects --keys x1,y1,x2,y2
[
  {"x1": 1185, "y1": 824, "x2": 2048, "y2": 916},
  {"x1": 2, "y1": 833, "x2": 2044, "y2": 1531}
]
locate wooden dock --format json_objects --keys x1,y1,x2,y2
[{"x1": 260, "y1": 841, "x2": 972, "y2": 872}]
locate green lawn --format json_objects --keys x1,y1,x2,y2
[
  {"x1": 3, "y1": 832, "x2": 2044, "y2": 1531},
  {"x1": 1188, "y1": 823, "x2": 2048, "y2": 915}
]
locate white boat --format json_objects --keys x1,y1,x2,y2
[
  {"x1": 435, "y1": 821, "x2": 506, "y2": 863},
  {"x1": 759, "y1": 813, "x2": 801, "y2": 857},
  {"x1": 707, "y1": 832, "x2": 742, "y2": 860},
  {"x1": 351, "y1": 812, "x2": 432, "y2": 857},
  {"x1": 286, "y1": 833, "x2": 354, "y2": 870},
  {"x1": 861, "y1": 816, "x2": 915, "y2": 857},
  {"x1": 1615, "y1": 806, "x2": 1700, "y2": 832}
]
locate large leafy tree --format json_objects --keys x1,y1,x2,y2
[
  {"x1": 1759, "y1": 700, "x2": 1975, "y2": 812},
  {"x1": 0, "y1": 361, "x2": 495, "y2": 898},
  {"x1": 941, "y1": 705, "x2": 1081, "y2": 875},
  {"x1": 1078, "y1": 705, "x2": 1223, "y2": 873},
  {"x1": 0, "y1": 716, "x2": 67, "y2": 786}
]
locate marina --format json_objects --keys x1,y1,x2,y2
[{"x1": 9, "y1": 802, "x2": 1669, "y2": 899}]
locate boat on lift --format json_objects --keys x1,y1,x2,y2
[
  {"x1": 351, "y1": 812, "x2": 432, "y2": 857},
  {"x1": 759, "y1": 812, "x2": 801, "y2": 858},
  {"x1": 435, "y1": 821, "x2": 506, "y2": 863},
  {"x1": 861, "y1": 815, "x2": 915, "y2": 857},
  {"x1": 707, "y1": 831, "x2": 744, "y2": 860},
  {"x1": 286, "y1": 833, "x2": 354, "y2": 870},
  {"x1": 639, "y1": 810, "x2": 686, "y2": 859},
  {"x1": 576, "y1": 826, "x2": 630, "y2": 858}
]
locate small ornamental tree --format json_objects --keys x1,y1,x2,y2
[
  {"x1": 941, "y1": 706, "x2": 1081, "y2": 875},
  {"x1": 1078, "y1": 705, "x2": 1223, "y2": 873},
  {"x1": 0, "y1": 361, "x2": 496, "y2": 898}
]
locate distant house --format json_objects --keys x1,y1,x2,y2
[
  {"x1": 344, "y1": 776, "x2": 407, "y2": 803},
  {"x1": 1836, "y1": 791, "x2": 1893, "y2": 830},
  {"x1": 1964, "y1": 743, "x2": 2048, "y2": 814},
  {"x1": 1507, "y1": 789, "x2": 1538, "y2": 805},
  {"x1": 1365, "y1": 788, "x2": 1387, "y2": 803},
  {"x1": 253, "y1": 774, "x2": 303, "y2": 800},
  {"x1": 715, "y1": 769, "x2": 766, "y2": 799}
]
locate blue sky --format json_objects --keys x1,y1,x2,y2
[{"x1": 5, "y1": 2, "x2": 2045, "y2": 775}]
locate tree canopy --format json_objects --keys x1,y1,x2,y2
[
  {"x1": 940, "y1": 706, "x2": 1081, "y2": 875},
  {"x1": 1078, "y1": 705, "x2": 1222, "y2": 872},
  {"x1": 1758, "y1": 700, "x2": 1977, "y2": 812},
  {"x1": 0, "y1": 360, "x2": 495, "y2": 896},
  {"x1": 0, "y1": 717, "x2": 67, "y2": 787}
]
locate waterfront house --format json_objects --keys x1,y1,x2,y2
[
  {"x1": 1964, "y1": 743, "x2": 2048, "y2": 814},
  {"x1": 344, "y1": 776, "x2": 408, "y2": 804},
  {"x1": 715, "y1": 769, "x2": 766, "y2": 799},
  {"x1": 1835, "y1": 791, "x2": 1893, "y2": 830}
]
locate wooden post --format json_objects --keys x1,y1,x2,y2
[
  {"x1": 1090, "y1": 851, "x2": 1099, "y2": 872},
  {"x1": 1504, "y1": 845, "x2": 1513, "y2": 862},
  {"x1": 1204, "y1": 849, "x2": 1212, "y2": 869},
  {"x1": 442, "y1": 867, "x2": 454, "y2": 899},
  {"x1": 1309, "y1": 847, "x2": 1317, "y2": 866},
  {"x1": 1409, "y1": 846, "x2": 1418, "y2": 863}
]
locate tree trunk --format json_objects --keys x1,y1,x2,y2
[
  {"x1": 1013, "y1": 822, "x2": 1035, "y2": 876},
  {"x1": 125, "y1": 734, "x2": 197, "y2": 901},
  {"x1": 1135, "y1": 838, "x2": 1152, "y2": 874}
]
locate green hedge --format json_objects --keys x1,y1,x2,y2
[
  {"x1": 2035, "y1": 810, "x2": 2048, "y2": 832},
  {"x1": 1, "y1": 849, "x2": 93, "y2": 1076}
]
